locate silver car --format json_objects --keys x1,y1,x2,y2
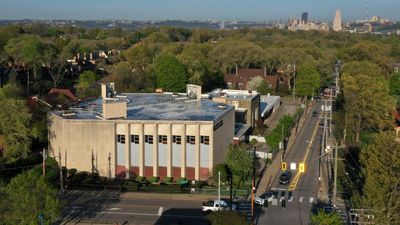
[{"x1": 255, "y1": 191, "x2": 277, "y2": 205}]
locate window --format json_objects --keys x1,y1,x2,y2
[
  {"x1": 186, "y1": 136, "x2": 195, "y2": 145},
  {"x1": 158, "y1": 135, "x2": 167, "y2": 144},
  {"x1": 173, "y1": 135, "x2": 181, "y2": 144},
  {"x1": 201, "y1": 136, "x2": 210, "y2": 145},
  {"x1": 145, "y1": 135, "x2": 153, "y2": 144},
  {"x1": 117, "y1": 135, "x2": 125, "y2": 144},
  {"x1": 131, "y1": 135, "x2": 139, "y2": 144}
]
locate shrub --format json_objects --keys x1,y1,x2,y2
[
  {"x1": 150, "y1": 176, "x2": 159, "y2": 183},
  {"x1": 135, "y1": 176, "x2": 145, "y2": 183},
  {"x1": 164, "y1": 177, "x2": 173, "y2": 183},
  {"x1": 177, "y1": 177, "x2": 188, "y2": 184}
]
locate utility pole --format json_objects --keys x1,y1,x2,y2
[
  {"x1": 333, "y1": 142, "x2": 338, "y2": 207},
  {"x1": 293, "y1": 61, "x2": 296, "y2": 102},
  {"x1": 218, "y1": 171, "x2": 221, "y2": 203},
  {"x1": 42, "y1": 148, "x2": 47, "y2": 177},
  {"x1": 59, "y1": 150, "x2": 64, "y2": 195},
  {"x1": 251, "y1": 146, "x2": 256, "y2": 223}
]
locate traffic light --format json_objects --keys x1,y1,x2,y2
[
  {"x1": 281, "y1": 162, "x2": 287, "y2": 171},
  {"x1": 299, "y1": 163, "x2": 305, "y2": 173}
]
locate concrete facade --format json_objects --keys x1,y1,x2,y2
[{"x1": 48, "y1": 103, "x2": 234, "y2": 181}]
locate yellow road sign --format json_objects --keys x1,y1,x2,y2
[{"x1": 281, "y1": 162, "x2": 287, "y2": 171}]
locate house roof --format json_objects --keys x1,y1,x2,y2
[
  {"x1": 48, "y1": 88, "x2": 77, "y2": 101},
  {"x1": 224, "y1": 68, "x2": 279, "y2": 91}
]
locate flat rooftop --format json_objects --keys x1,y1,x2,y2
[
  {"x1": 52, "y1": 93, "x2": 233, "y2": 121},
  {"x1": 205, "y1": 89, "x2": 259, "y2": 100}
]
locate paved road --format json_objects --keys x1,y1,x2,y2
[
  {"x1": 58, "y1": 190, "x2": 208, "y2": 225},
  {"x1": 257, "y1": 102, "x2": 323, "y2": 225},
  {"x1": 58, "y1": 190, "x2": 254, "y2": 225}
]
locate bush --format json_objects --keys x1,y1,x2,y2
[
  {"x1": 164, "y1": 177, "x2": 173, "y2": 183},
  {"x1": 177, "y1": 177, "x2": 188, "y2": 185},
  {"x1": 150, "y1": 176, "x2": 159, "y2": 183},
  {"x1": 135, "y1": 176, "x2": 145, "y2": 183},
  {"x1": 207, "y1": 211, "x2": 249, "y2": 225}
]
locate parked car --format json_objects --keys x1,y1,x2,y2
[
  {"x1": 279, "y1": 171, "x2": 292, "y2": 185},
  {"x1": 255, "y1": 191, "x2": 278, "y2": 205},
  {"x1": 312, "y1": 111, "x2": 318, "y2": 117},
  {"x1": 202, "y1": 200, "x2": 237, "y2": 213}
]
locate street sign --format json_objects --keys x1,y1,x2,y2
[
  {"x1": 281, "y1": 162, "x2": 287, "y2": 171},
  {"x1": 299, "y1": 163, "x2": 305, "y2": 173}
]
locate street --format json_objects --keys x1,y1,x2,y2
[
  {"x1": 58, "y1": 190, "x2": 208, "y2": 225},
  {"x1": 57, "y1": 102, "x2": 324, "y2": 225},
  {"x1": 256, "y1": 102, "x2": 323, "y2": 225}
]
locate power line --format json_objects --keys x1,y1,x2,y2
[
  {"x1": 0, "y1": 152, "x2": 42, "y2": 165},
  {"x1": 0, "y1": 163, "x2": 41, "y2": 172}
]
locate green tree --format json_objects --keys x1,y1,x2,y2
[
  {"x1": 295, "y1": 63, "x2": 320, "y2": 97},
  {"x1": 207, "y1": 211, "x2": 249, "y2": 225},
  {"x1": 124, "y1": 42, "x2": 152, "y2": 71},
  {"x1": 76, "y1": 71, "x2": 99, "y2": 98},
  {"x1": 361, "y1": 131, "x2": 400, "y2": 225},
  {"x1": 4, "y1": 35, "x2": 44, "y2": 81},
  {"x1": 246, "y1": 76, "x2": 273, "y2": 94},
  {"x1": 102, "y1": 62, "x2": 148, "y2": 92},
  {"x1": 155, "y1": 55, "x2": 188, "y2": 92},
  {"x1": 341, "y1": 61, "x2": 395, "y2": 143},
  {"x1": 3, "y1": 170, "x2": 61, "y2": 225},
  {"x1": 389, "y1": 72, "x2": 400, "y2": 105},
  {"x1": 0, "y1": 97, "x2": 32, "y2": 160},
  {"x1": 212, "y1": 164, "x2": 229, "y2": 185},
  {"x1": 311, "y1": 210, "x2": 343, "y2": 225},
  {"x1": 226, "y1": 144, "x2": 252, "y2": 188}
]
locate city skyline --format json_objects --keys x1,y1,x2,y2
[{"x1": 0, "y1": 0, "x2": 399, "y2": 22}]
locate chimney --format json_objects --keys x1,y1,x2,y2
[
  {"x1": 90, "y1": 53, "x2": 93, "y2": 60},
  {"x1": 77, "y1": 53, "x2": 80, "y2": 59},
  {"x1": 264, "y1": 67, "x2": 267, "y2": 76},
  {"x1": 83, "y1": 52, "x2": 87, "y2": 61},
  {"x1": 235, "y1": 65, "x2": 238, "y2": 75}
]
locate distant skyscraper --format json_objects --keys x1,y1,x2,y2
[
  {"x1": 301, "y1": 12, "x2": 308, "y2": 24},
  {"x1": 333, "y1": 10, "x2": 342, "y2": 31}
]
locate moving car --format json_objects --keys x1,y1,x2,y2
[
  {"x1": 255, "y1": 191, "x2": 278, "y2": 205},
  {"x1": 312, "y1": 111, "x2": 318, "y2": 117},
  {"x1": 279, "y1": 171, "x2": 292, "y2": 185}
]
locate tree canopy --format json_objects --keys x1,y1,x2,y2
[
  {"x1": 361, "y1": 131, "x2": 400, "y2": 224},
  {"x1": 2, "y1": 170, "x2": 61, "y2": 225},
  {"x1": 155, "y1": 55, "x2": 188, "y2": 92}
]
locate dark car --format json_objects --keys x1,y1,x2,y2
[
  {"x1": 279, "y1": 171, "x2": 292, "y2": 185},
  {"x1": 312, "y1": 111, "x2": 318, "y2": 117}
]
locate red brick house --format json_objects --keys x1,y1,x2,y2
[{"x1": 224, "y1": 67, "x2": 279, "y2": 92}]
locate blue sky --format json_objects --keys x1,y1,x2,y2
[{"x1": 0, "y1": 0, "x2": 399, "y2": 22}]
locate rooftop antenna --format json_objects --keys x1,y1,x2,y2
[{"x1": 365, "y1": 0, "x2": 369, "y2": 20}]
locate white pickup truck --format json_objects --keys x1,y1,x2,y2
[{"x1": 202, "y1": 200, "x2": 237, "y2": 213}]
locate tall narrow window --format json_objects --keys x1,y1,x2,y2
[
  {"x1": 117, "y1": 135, "x2": 125, "y2": 144},
  {"x1": 131, "y1": 135, "x2": 139, "y2": 144},
  {"x1": 158, "y1": 135, "x2": 167, "y2": 144},
  {"x1": 186, "y1": 136, "x2": 195, "y2": 145},
  {"x1": 173, "y1": 135, "x2": 181, "y2": 144},
  {"x1": 200, "y1": 136, "x2": 210, "y2": 145},
  {"x1": 145, "y1": 135, "x2": 153, "y2": 144}
]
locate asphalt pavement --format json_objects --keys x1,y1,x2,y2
[{"x1": 257, "y1": 101, "x2": 323, "y2": 225}]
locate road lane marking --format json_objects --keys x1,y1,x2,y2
[
  {"x1": 158, "y1": 207, "x2": 163, "y2": 216},
  {"x1": 109, "y1": 208, "x2": 121, "y2": 211},
  {"x1": 65, "y1": 210, "x2": 204, "y2": 219},
  {"x1": 299, "y1": 197, "x2": 303, "y2": 203},
  {"x1": 288, "y1": 119, "x2": 320, "y2": 191},
  {"x1": 309, "y1": 197, "x2": 314, "y2": 203}
]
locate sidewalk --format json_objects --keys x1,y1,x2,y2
[{"x1": 255, "y1": 100, "x2": 313, "y2": 196}]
